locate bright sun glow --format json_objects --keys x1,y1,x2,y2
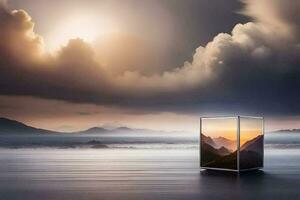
[{"x1": 46, "y1": 14, "x2": 119, "y2": 51}]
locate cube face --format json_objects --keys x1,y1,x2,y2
[
  {"x1": 200, "y1": 117, "x2": 238, "y2": 170},
  {"x1": 239, "y1": 117, "x2": 264, "y2": 170},
  {"x1": 200, "y1": 116, "x2": 264, "y2": 171}
]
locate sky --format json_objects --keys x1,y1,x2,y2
[
  {"x1": 240, "y1": 117, "x2": 263, "y2": 145},
  {"x1": 0, "y1": 0, "x2": 300, "y2": 132},
  {"x1": 202, "y1": 118, "x2": 237, "y2": 142},
  {"x1": 201, "y1": 117, "x2": 263, "y2": 145}
]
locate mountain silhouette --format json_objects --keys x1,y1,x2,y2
[
  {"x1": 201, "y1": 142, "x2": 222, "y2": 165},
  {"x1": 76, "y1": 127, "x2": 109, "y2": 134},
  {"x1": 201, "y1": 141, "x2": 231, "y2": 156},
  {"x1": 213, "y1": 136, "x2": 236, "y2": 151},
  {"x1": 201, "y1": 140, "x2": 237, "y2": 169},
  {"x1": 241, "y1": 135, "x2": 263, "y2": 152},
  {"x1": 273, "y1": 129, "x2": 300, "y2": 133},
  {"x1": 0, "y1": 117, "x2": 57, "y2": 134},
  {"x1": 201, "y1": 133, "x2": 218, "y2": 148},
  {"x1": 218, "y1": 146, "x2": 232, "y2": 155},
  {"x1": 0, "y1": 117, "x2": 182, "y2": 135},
  {"x1": 240, "y1": 135, "x2": 264, "y2": 169},
  {"x1": 76, "y1": 126, "x2": 172, "y2": 134}
]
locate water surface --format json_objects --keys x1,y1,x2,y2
[{"x1": 0, "y1": 148, "x2": 299, "y2": 200}]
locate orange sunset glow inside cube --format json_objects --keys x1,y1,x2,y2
[{"x1": 200, "y1": 116, "x2": 264, "y2": 171}]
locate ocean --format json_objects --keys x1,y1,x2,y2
[{"x1": 0, "y1": 132, "x2": 300, "y2": 200}]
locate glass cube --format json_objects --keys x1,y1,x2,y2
[{"x1": 200, "y1": 116, "x2": 264, "y2": 172}]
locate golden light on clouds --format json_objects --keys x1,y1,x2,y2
[
  {"x1": 1, "y1": 0, "x2": 300, "y2": 132},
  {"x1": 46, "y1": 13, "x2": 121, "y2": 51}
]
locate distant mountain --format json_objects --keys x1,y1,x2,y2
[
  {"x1": 240, "y1": 135, "x2": 263, "y2": 152},
  {"x1": 201, "y1": 133, "x2": 217, "y2": 148},
  {"x1": 201, "y1": 137, "x2": 231, "y2": 156},
  {"x1": 76, "y1": 126, "x2": 169, "y2": 134},
  {"x1": 273, "y1": 129, "x2": 300, "y2": 133},
  {"x1": 76, "y1": 127, "x2": 109, "y2": 134},
  {"x1": 218, "y1": 146, "x2": 232, "y2": 156},
  {"x1": 0, "y1": 117, "x2": 57, "y2": 134},
  {"x1": 0, "y1": 117, "x2": 185, "y2": 135},
  {"x1": 213, "y1": 136, "x2": 236, "y2": 151}
]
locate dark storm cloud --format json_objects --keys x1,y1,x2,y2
[
  {"x1": 0, "y1": 0, "x2": 300, "y2": 116},
  {"x1": 159, "y1": 0, "x2": 250, "y2": 69},
  {"x1": 7, "y1": 0, "x2": 249, "y2": 71}
]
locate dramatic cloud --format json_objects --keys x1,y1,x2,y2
[
  {"x1": 242, "y1": 0, "x2": 300, "y2": 39},
  {"x1": 0, "y1": 0, "x2": 300, "y2": 116}
]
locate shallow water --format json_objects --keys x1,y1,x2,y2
[{"x1": 0, "y1": 148, "x2": 299, "y2": 200}]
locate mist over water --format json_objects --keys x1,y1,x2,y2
[
  {"x1": 0, "y1": 132, "x2": 196, "y2": 149},
  {"x1": 265, "y1": 132, "x2": 300, "y2": 149},
  {"x1": 0, "y1": 131, "x2": 299, "y2": 149}
]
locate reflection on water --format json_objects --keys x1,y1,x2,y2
[{"x1": 0, "y1": 148, "x2": 300, "y2": 200}]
